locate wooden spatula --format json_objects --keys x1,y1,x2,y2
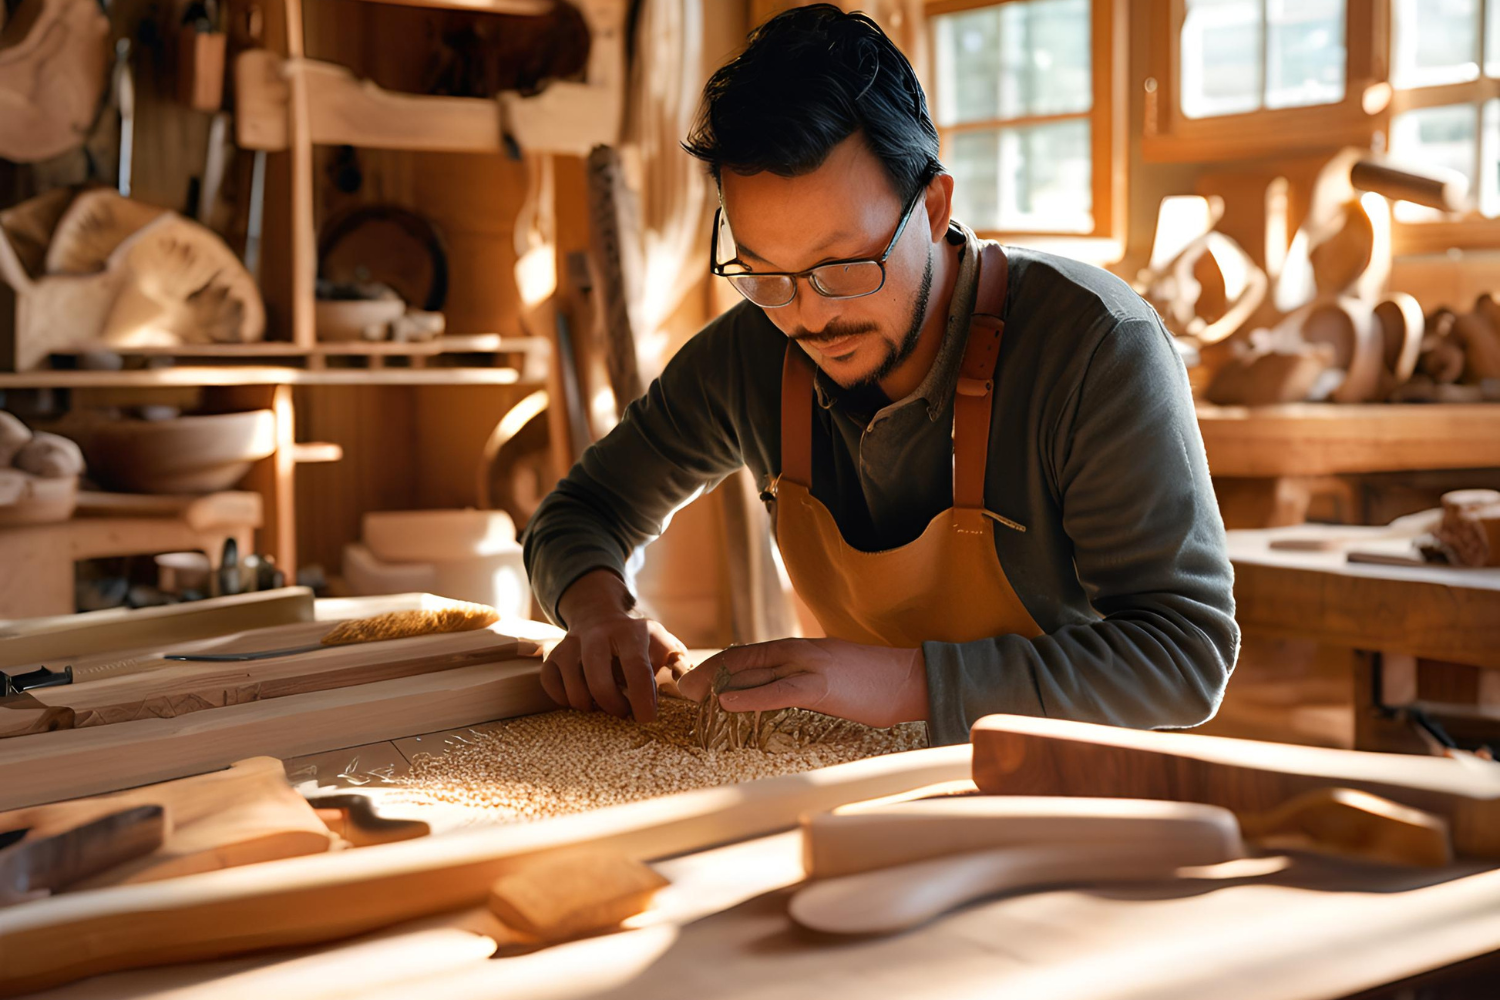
[{"x1": 789, "y1": 837, "x2": 1242, "y2": 936}]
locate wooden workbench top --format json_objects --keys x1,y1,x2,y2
[
  {"x1": 32, "y1": 830, "x2": 1500, "y2": 1000},
  {"x1": 1228, "y1": 526, "x2": 1500, "y2": 669}
]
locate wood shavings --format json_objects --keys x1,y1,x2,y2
[
  {"x1": 321, "y1": 602, "x2": 499, "y2": 645},
  {"x1": 390, "y1": 698, "x2": 926, "y2": 823}
]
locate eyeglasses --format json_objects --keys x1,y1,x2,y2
[{"x1": 710, "y1": 186, "x2": 924, "y2": 309}]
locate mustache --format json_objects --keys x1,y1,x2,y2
[{"x1": 788, "y1": 322, "x2": 879, "y2": 347}]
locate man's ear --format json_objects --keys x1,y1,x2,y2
[{"x1": 924, "y1": 172, "x2": 955, "y2": 241}]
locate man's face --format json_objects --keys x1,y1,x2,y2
[{"x1": 719, "y1": 134, "x2": 938, "y2": 389}]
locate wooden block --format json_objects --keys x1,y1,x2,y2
[
  {"x1": 969, "y1": 715, "x2": 1500, "y2": 858},
  {"x1": 487, "y1": 848, "x2": 669, "y2": 941}
]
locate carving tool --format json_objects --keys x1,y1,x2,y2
[{"x1": 0, "y1": 805, "x2": 166, "y2": 906}]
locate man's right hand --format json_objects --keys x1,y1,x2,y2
[{"x1": 542, "y1": 569, "x2": 691, "y2": 724}]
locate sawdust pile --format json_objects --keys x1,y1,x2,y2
[{"x1": 391, "y1": 697, "x2": 927, "y2": 822}]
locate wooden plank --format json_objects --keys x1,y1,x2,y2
[
  {"x1": 2, "y1": 622, "x2": 541, "y2": 738},
  {"x1": 1197, "y1": 403, "x2": 1500, "y2": 477},
  {"x1": 0, "y1": 659, "x2": 552, "y2": 810},
  {"x1": 1228, "y1": 527, "x2": 1500, "y2": 669},
  {"x1": 0, "y1": 743, "x2": 973, "y2": 994},
  {"x1": 970, "y1": 715, "x2": 1500, "y2": 858},
  {"x1": 0, "y1": 589, "x2": 315, "y2": 669}
]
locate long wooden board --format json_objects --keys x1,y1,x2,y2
[
  {"x1": 0, "y1": 588, "x2": 315, "y2": 670},
  {"x1": 0, "y1": 660, "x2": 553, "y2": 810},
  {"x1": 0, "y1": 744, "x2": 973, "y2": 995},
  {"x1": 970, "y1": 715, "x2": 1500, "y2": 857},
  {"x1": 0, "y1": 621, "x2": 540, "y2": 739}
]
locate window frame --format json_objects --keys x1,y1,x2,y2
[
  {"x1": 1142, "y1": 0, "x2": 1384, "y2": 163},
  {"x1": 922, "y1": 0, "x2": 1127, "y2": 260},
  {"x1": 1385, "y1": 1, "x2": 1500, "y2": 253}
]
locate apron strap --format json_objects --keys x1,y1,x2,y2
[
  {"x1": 780, "y1": 343, "x2": 815, "y2": 488},
  {"x1": 953, "y1": 244, "x2": 1009, "y2": 510}
]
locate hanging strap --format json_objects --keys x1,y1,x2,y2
[
  {"x1": 777, "y1": 243, "x2": 1010, "y2": 501},
  {"x1": 953, "y1": 243, "x2": 1009, "y2": 509},
  {"x1": 780, "y1": 343, "x2": 815, "y2": 488}
]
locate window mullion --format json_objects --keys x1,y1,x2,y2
[{"x1": 1259, "y1": 0, "x2": 1270, "y2": 111}]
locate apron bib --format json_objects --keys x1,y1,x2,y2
[{"x1": 769, "y1": 243, "x2": 1042, "y2": 648}]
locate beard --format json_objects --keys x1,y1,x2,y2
[
  {"x1": 862, "y1": 244, "x2": 934, "y2": 389},
  {"x1": 791, "y1": 244, "x2": 936, "y2": 392}
]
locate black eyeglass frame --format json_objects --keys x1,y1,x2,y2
[{"x1": 710, "y1": 185, "x2": 926, "y2": 309}]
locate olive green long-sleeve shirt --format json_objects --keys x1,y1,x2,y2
[{"x1": 522, "y1": 222, "x2": 1239, "y2": 745}]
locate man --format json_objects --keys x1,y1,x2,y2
[{"x1": 521, "y1": 4, "x2": 1238, "y2": 745}]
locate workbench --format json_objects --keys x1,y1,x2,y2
[
  {"x1": 25, "y1": 767, "x2": 1500, "y2": 1000},
  {"x1": 1221, "y1": 526, "x2": 1500, "y2": 752},
  {"x1": 1196, "y1": 403, "x2": 1500, "y2": 528}
]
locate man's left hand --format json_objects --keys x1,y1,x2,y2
[{"x1": 676, "y1": 638, "x2": 929, "y2": 730}]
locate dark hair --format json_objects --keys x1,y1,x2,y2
[{"x1": 681, "y1": 4, "x2": 942, "y2": 204}]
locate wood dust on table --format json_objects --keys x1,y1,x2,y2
[{"x1": 384, "y1": 697, "x2": 927, "y2": 823}]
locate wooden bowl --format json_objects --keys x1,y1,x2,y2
[
  {"x1": 362, "y1": 509, "x2": 517, "y2": 564},
  {"x1": 0, "y1": 470, "x2": 78, "y2": 527},
  {"x1": 315, "y1": 298, "x2": 405, "y2": 343},
  {"x1": 66, "y1": 410, "x2": 276, "y2": 494}
]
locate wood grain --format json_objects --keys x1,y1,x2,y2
[{"x1": 970, "y1": 715, "x2": 1500, "y2": 858}]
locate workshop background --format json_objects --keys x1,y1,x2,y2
[{"x1": 2, "y1": 0, "x2": 1499, "y2": 755}]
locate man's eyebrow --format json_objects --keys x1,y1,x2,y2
[{"x1": 736, "y1": 230, "x2": 862, "y2": 269}]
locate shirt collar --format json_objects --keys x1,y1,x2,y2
[{"x1": 811, "y1": 220, "x2": 982, "y2": 423}]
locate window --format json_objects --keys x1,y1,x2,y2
[
  {"x1": 1388, "y1": 0, "x2": 1500, "y2": 228},
  {"x1": 1181, "y1": 0, "x2": 1347, "y2": 119},
  {"x1": 925, "y1": 0, "x2": 1124, "y2": 248},
  {"x1": 1143, "y1": 0, "x2": 1376, "y2": 162}
]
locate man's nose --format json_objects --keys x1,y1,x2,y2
[{"x1": 790, "y1": 276, "x2": 840, "y2": 331}]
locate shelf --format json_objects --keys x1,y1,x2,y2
[
  {"x1": 1197, "y1": 402, "x2": 1500, "y2": 478},
  {"x1": 347, "y1": 0, "x2": 553, "y2": 13},
  {"x1": 0, "y1": 367, "x2": 528, "y2": 389}
]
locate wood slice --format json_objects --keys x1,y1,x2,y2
[{"x1": 0, "y1": 0, "x2": 110, "y2": 163}]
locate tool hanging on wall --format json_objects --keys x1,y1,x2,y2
[{"x1": 113, "y1": 40, "x2": 135, "y2": 198}]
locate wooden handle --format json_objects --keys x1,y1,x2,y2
[
  {"x1": 790, "y1": 837, "x2": 1242, "y2": 936},
  {"x1": 803, "y1": 796, "x2": 1244, "y2": 880},
  {"x1": 1350, "y1": 159, "x2": 1468, "y2": 212}
]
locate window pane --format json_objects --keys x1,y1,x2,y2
[
  {"x1": 998, "y1": 0, "x2": 1092, "y2": 118},
  {"x1": 1390, "y1": 103, "x2": 1479, "y2": 221},
  {"x1": 998, "y1": 119, "x2": 1093, "y2": 232},
  {"x1": 1265, "y1": 0, "x2": 1345, "y2": 109},
  {"x1": 1488, "y1": 0, "x2": 1500, "y2": 76},
  {"x1": 949, "y1": 130, "x2": 1002, "y2": 230},
  {"x1": 1484, "y1": 99, "x2": 1500, "y2": 217},
  {"x1": 933, "y1": 8, "x2": 1002, "y2": 125},
  {"x1": 1181, "y1": 0, "x2": 1263, "y2": 119},
  {"x1": 1392, "y1": 0, "x2": 1480, "y2": 89}
]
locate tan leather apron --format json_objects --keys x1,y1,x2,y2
[{"x1": 770, "y1": 244, "x2": 1043, "y2": 648}]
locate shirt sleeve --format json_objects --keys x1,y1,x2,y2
[
  {"x1": 922, "y1": 316, "x2": 1240, "y2": 745},
  {"x1": 521, "y1": 321, "x2": 752, "y2": 627}
]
